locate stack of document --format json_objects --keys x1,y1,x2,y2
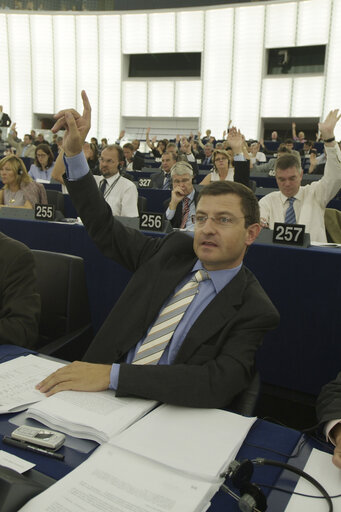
[
  {"x1": 0, "y1": 355, "x2": 64, "y2": 413},
  {"x1": 27, "y1": 391, "x2": 158, "y2": 444},
  {"x1": 19, "y1": 405, "x2": 256, "y2": 512}
]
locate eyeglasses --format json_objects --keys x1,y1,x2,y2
[
  {"x1": 192, "y1": 214, "x2": 245, "y2": 227},
  {"x1": 99, "y1": 157, "x2": 116, "y2": 164}
]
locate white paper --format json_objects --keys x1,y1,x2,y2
[
  {"x1": 18, "y1": 444, "x2": 221, "y2": 512},
  {"x1": 112, "y1": 404, "x2": 256, "y2": 479},
  {"x1": 0, "y1": 355, "x2": 65, "y2": 413},
  {"x1": 27, "y1": 390, "x2": 158, "y2": 443},
  {"x1": 285, "y1": 448, "x2": 341, "y2": 511},
  {"x1": 0, "y1": 450, "x2": 35, "y2": 474}
]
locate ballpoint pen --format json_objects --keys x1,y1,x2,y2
[{"x1": 2, "y1": 436, "x2": 65, "y2": 461}]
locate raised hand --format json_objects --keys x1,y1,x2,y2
[
  {"x1": 52, "y1": 90, "x2": 91, "y2": 157},
  {"x1": 319, "y1": 109, "x2": 341, "y2": 141}
]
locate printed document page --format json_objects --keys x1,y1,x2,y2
[
  {"x1": 0, "y1": 355, "x2": 64, "y2": 413},
  {"x1": 285, "y1": 448, "x2": 341, "y2": 511},
  {"x1": 27, "y1": 391, "x2": 158, "y2": 443},
  {"x1": 18, "y1": 443, "x2": 221, "y2": 512},
  {"x1": 112, "y1": 404, "x2": 256, "y2": 480}
]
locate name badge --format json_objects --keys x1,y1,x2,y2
[
  {"x1": 34, "y1": 203, "x2": 55, "y2": 221},
  {"x1": 273, "y1": 222, "x2": 305, "y2": 246}
]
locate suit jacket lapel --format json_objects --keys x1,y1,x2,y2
[{"x1": 175, "y1": 267, "x2": 247, "y2": 362}]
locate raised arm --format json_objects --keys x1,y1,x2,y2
[{"x1": 145, "y1": 127, "x2": 154, "y2": 150}]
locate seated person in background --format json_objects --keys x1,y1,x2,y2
[
  {"x1": 33, "y1": 133, "x2": 46, "y2": 146},
  {"x1": 252, "y1": 145, "x2": 292, "y2": 176},
  {"x1": 191, "y1": 139, "x2": 204, "y2": 161},
  {"x1": 146, "y1": 127, "x2": 168, "y2": 159},
  {"x1": 164, "y1": 162, "x2": 198, "y2": 231},
  {"x1": 7, "y1": 124, "x2": 36, "y2": 158},
  {"x1": 285, "y1": 138, "x2": 301, "y2": 161},
  {"x1": 316, "y1": 372, "x2": 341, "y2": 468},
  {"x1": 292, "y1": 122, "x2": 306, "y2": 143},
  {"x1": 270, "y1": 131, "x2": 281, "y2": 142},
  {"x1": 150, "y1": 151, "x2": 177, "y2": 189},
  {"x1": 100, "y1": 138, "x2": 108, "y2": 150},
  {"x1": 0, "y1": 154, "x2": 47, "y2": 208},
  {"x1": 132, "y1": 139, "x2": 144, "y2": 161},
  {"x1": 53, "y1": 144, "x2": 138, "y2": 218},
  {"x1": 36, "y1": 91, "x2": 279, "y2": 408},
  {"x1": 200, "y1": 128, "x2": 249, "y2": 185},
  {"x1": 29, "y1": 143, "x2": 55, "y2": 181},
  {"x1": 201, "y1": 143, "x2": 214, "y2": 166},
  {"x1": 0, "y1": 232, "x2": 40, "y2": 348},
  {"x1": 300, "y1": 140, "x2": 314, "y2": 157},
  {"x1": 259, "y1": 109, "x2": 341, "y2": 243},
  {"x1": 83, "y1": 141, "x2": 100, "y2": 175},
  {"x1": 249, "y1": 141, "x2": 267, "y2": 165},
  {"x1": 122, "y1": 142, "x2": 144, "y2": 171}
]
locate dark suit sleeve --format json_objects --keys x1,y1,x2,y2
[
  {"x1": 0, "y1": 245, "x2": 40, "y2": 348},
  {"x1": 316, "y1": 373, "x2": 341, "y2": 425},
  {"x1": 116, "y1": 281, "x2": 279, "y2": 408},
  {"x1": 133, "y1": 154, "x2": 144, "y2": 171},
  {"x1": 65, "y1": 172, "x2": 167, "y2": 273}
]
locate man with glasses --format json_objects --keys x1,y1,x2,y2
[
  {"x1": 95, "y1": 144, "x2": 138, "y2": 217},
  {"x1": 164, "y1": 161, "x2": 198, "y2": 230},
  {"x1": 37, "y1": 91, "x2": 279, "y2": 409}
]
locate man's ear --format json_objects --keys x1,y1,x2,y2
[{"x1": 245, "y1": 223, "x2": 261, "y2": 246}]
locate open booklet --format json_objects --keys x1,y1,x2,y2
[
  {"x1": 0, "y1": 355, "x2": 65, "y2": 413},
  {"x1": 19, "y1": 405, "x2": 256, "y2": 512}
]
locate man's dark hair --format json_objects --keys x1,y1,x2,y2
[
  {"x1": 25, "y1": 134, "x2": 33, "y2": 142},
  {"x1": 277, "y1": 144, "x2": 291, "y2": 154},
  {"x1": 104, "y1": 144, "x2": 124, "y2": 163},
  {"x1": 285, "y1": 138, "x2": 294, "y2": 144},
  {"x1": 275, "y1": 154, "x2": 301, "y2": 173},
  {"x1": 123, "y1": 142, "x2": 134, "y2": 151},
  {"x1": 198, "y1": 181, "x2": 260, "y2": 227}
]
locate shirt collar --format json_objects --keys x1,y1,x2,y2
[
  {"x1": 104, "y1": 172, "x2": 120, "y2": 185},
  {"x1": 191, "y1": 260, "x2": 242, "y2": 294},
  {"x1": 279, "y1": 187, "x2": 302, "y2": 204}
]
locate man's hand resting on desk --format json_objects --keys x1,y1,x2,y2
[{"x1": 36, "y1": 361, "x2": 111, "y2": 396}]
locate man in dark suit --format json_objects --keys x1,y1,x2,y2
[
  {"x1": 0, "y1": 232, "x2": 40, "y2": 348},
  {"x1": 317, "y1": 373, "x2": 341, "y2": 468},
  {"x1": 122, "y1": 142, "x2": 144, "y2": 171},
  {"x1": 37, "y1": 91, "x2": 279, "y2": 409},
  {"x1": 150, "y1": 151, "x2": 177, "y2": 189},
  {"x1": 164, "y1": 161, "x2": 199, "y2": 230}
]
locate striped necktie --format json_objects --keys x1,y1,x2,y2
[
  {"x1": 132, "y1": 269, "x2": 210, "y2": 365},
  {"x1": 162, "y1": 173, "x2": 171, "y2": 190},
  {"x1": 285, "y1": 197, "x2": 296, "y2": 224},
  {"x1": 99, "y1": 179, "x2": 107, "y2": 195},
  {"x1": 180, "y1": 197, "x2": 190, "y2": 229}
]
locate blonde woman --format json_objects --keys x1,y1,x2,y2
[{"x1": 0, "y1": 154, "x2": 47, "y2": 208}]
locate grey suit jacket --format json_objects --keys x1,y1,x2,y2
[{"x1": 66, "y1": 172, "x2": 279, "y2": 408}]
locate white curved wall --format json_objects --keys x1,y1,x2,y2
[{"x1": 1, "y1": 0, "x2": 341, "y2": 140}]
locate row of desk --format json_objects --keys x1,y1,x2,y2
[
  {"x1": 0, "y1": 345, "x2": 330, "y2": 511},
  {"x1": 0, "y1": 216, "x2": 340, "y2": 398}
]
